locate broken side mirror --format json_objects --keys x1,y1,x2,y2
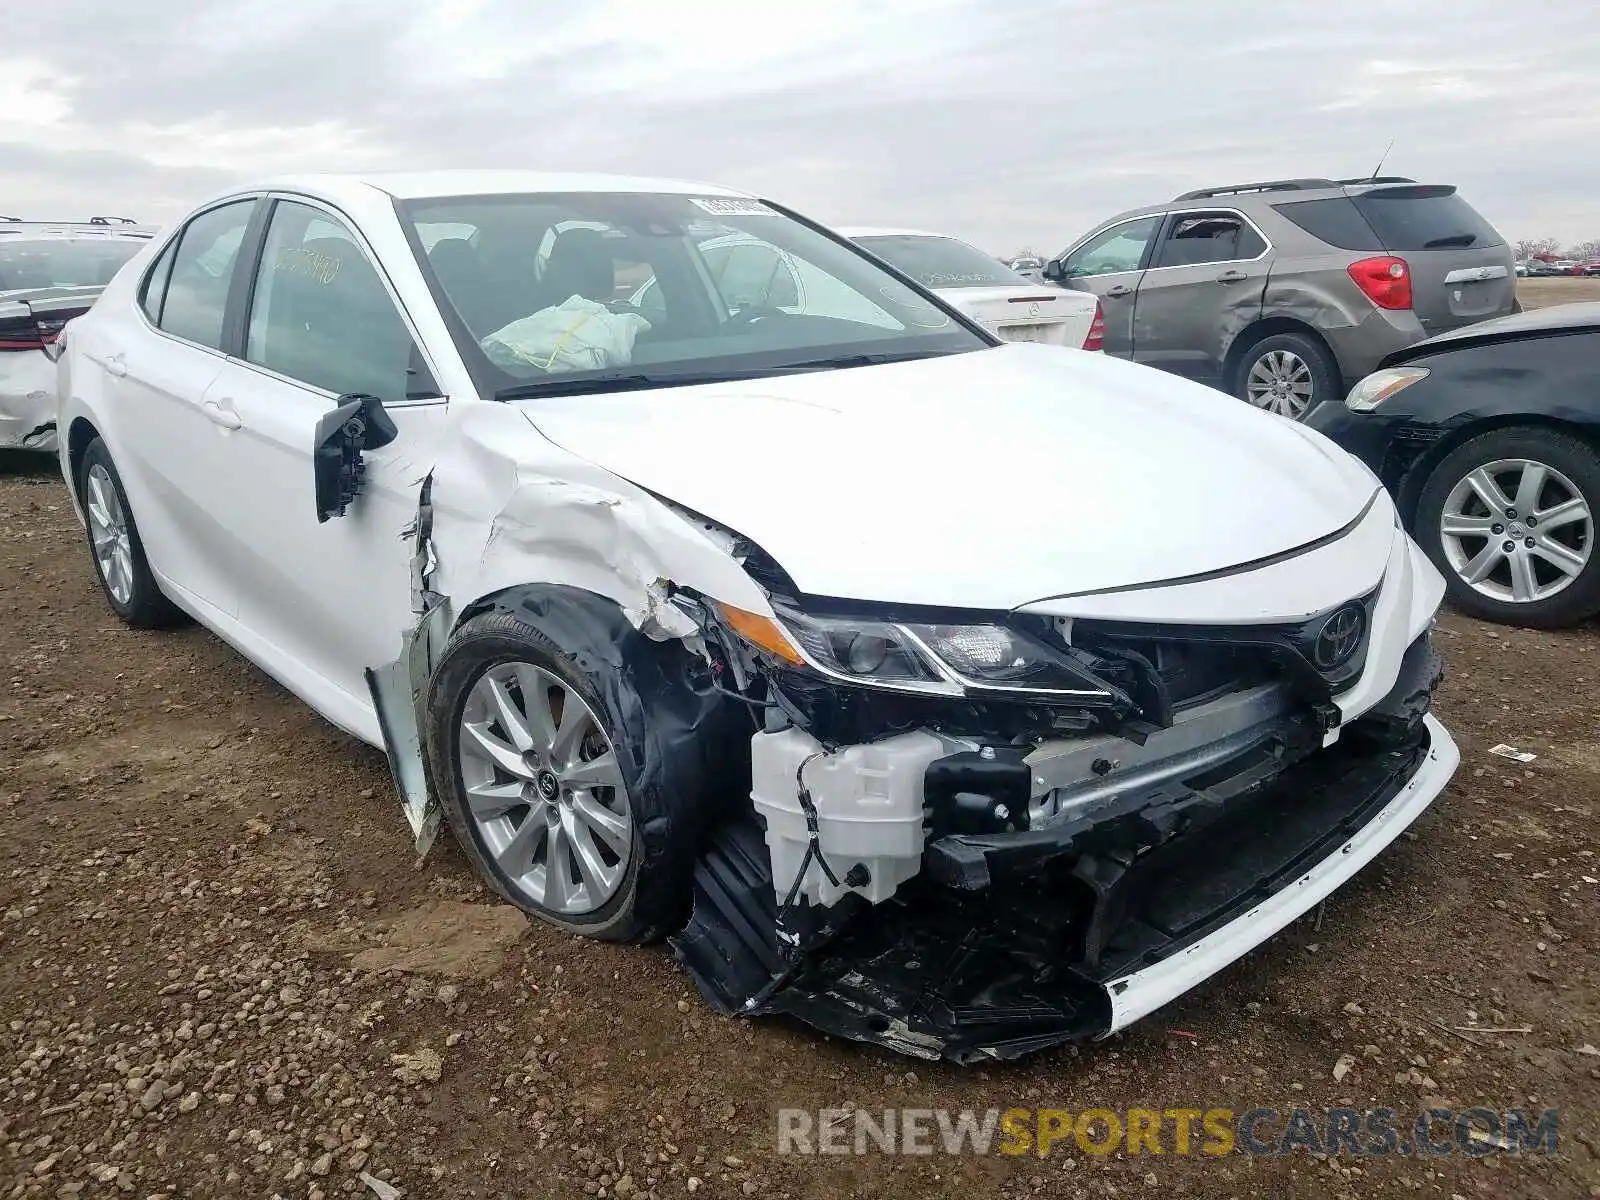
[{"x1": 313, "y1": 393, "x2": 398, "y2": 523}]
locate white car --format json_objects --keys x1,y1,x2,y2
[
  {"x1": 58, "y1": 171, "x2": 1458, "y2": 1062},
  {"x1": 1009, "y1": 255, "x2": 1047, "y2": 281},
  {"x1": 1, "y1": 226, "x2": 150, "y2": 450},
  {"x1": 840, "y1": 227, "x2": 1101, "y2": 349}
]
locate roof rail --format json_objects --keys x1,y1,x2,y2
[
  {"x1": 1172, "y1": 178, "x2": 1339, "y2": 201},
  {"x1": 88, "y1": 216, "x2": 138, "y2": 225},
  {"x1": 1335, "y1": 176, "x2": 1417, "y2": 186}
]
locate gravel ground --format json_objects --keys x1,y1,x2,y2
[{"x1": 2, "y1": 390, "x2": 1597, "y2": 1198}]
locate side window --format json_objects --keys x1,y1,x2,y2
[
  {"x1": 707, "y1": 243, "x2": 800, "y2": 310},
  {"x1": 245, "y1": 200, "x2": 436, "y2": 404},
  {"x1": 159, "y1": 201, "x2": 255, "y2": 349},
  {"x1": 1269, "y1": 198, "x2": 1383, "y2": 252},
  {"x1": 1153, "y1": 212, "x2": 1264, "y2": 268},
  {"x1": 1062, "y1": 215, "x2": 1161, "y2": 278},
  {"x1": 138, "y1": 238, "x2": 178, "y2": 322}
]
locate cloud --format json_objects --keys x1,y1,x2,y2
[{"x1": 1, "y1": 0, "x2": 1595, "y2": 249}]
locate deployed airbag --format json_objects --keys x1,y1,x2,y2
[{"x1": 481, "y1": 296, "x2": 651, "y2": 374}]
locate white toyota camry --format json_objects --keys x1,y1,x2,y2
[{"x1": 57, "y1": 171, "x2": 1459, "y2": 1062}]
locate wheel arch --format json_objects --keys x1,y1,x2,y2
[
  {"x1": 65, "y1": 416, "x2": 101, "y2": 506},
  {"x1": 438, "y1": 581, "x2": 739, "y2": 794},
  {"x1": 1394, "y1": 415, "x2": 1600, "y2": 529},
  {"x1": 1222, "y1": 317, "x2": 1341, "y2": 394}
]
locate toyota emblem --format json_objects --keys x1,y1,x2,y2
[{"x1": 1313, "y1": 605, "x2": 1365, "y2": 670}]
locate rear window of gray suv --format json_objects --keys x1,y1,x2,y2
[
  {"x1": 1271, "y1": 187, "x2": 1503, "y2": 253},
  {"x1": 1348, "y1": 187, "x2": 1504, "y2": 251}
]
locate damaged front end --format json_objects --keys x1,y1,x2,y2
[{"x1": 671, "y1": 556, "x2": 1458, "y2": 1062}]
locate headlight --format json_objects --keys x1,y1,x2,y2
[
  {"x1": 1345, "y1": 366, "x2": 1429, "y2": 413},
  {"x1": 900, "y1": 623, "x2": 1112, "y2": 694},
  {"x1": 772, "y1": 605, "x2": 949, "y2": 690},
  {"x1": 716, "y1": 601, "x2": 1122, "y2": 701}
]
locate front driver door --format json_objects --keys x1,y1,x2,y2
[
  {"x1": 194, "y1": 196, "x2": 452, "y2": 743},
  {"x1": 1051, "y1": 214, "x2": 1161, "y2": 358}
]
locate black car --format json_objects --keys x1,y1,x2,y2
[{"x1": 1308, "y1": 302, "x2": 1600, "y2": 628}]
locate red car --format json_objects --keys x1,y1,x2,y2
[{"x1": 1578, "y1": 258, "x2": 1600, "y2": 277}]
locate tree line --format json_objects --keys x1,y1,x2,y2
[{"x1": 1516, "y1": 237, "x2": 1600, "y2": 261}]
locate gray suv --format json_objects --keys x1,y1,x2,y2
[{"x1": 1043, "y1": 177, "x2": 1516, "y2": 419}]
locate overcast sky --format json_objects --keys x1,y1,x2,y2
[{"x1": 3, "y1": 0, "x2": 1595, "y2": 252}]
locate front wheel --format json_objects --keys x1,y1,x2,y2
[
  {"x1": 426, "y1": 600, "x2": 735, "y2": 942},
  {"x1": 1414, "y1": 427, "x2": 1600, "y2": 628},
  {"x1": 1234, "y1": 331, "x2": 1340, "y2": 421}
]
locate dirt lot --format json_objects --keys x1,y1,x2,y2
[
  {"x1": 1517, "y1": 276, "x2": 1600, "y2": 309},
  {"x1": 3, "y1": 366, "x2": 1598, "y2": 1196}
]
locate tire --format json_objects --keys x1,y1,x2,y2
[
  {"x1": 1233, "y1": 331, "x2": 1341, "y2": 421},
  {"x1": 1414, "y1": 427, "x2": 1600, "y2": 628},
  {"x1": 76, "y1": 438, "x2": 186, "y2": 629},
  {"x1": 425, "y1": 593, "x2": 740, "y2": 943}
]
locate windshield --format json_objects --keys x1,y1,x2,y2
[
  {"x1": 0, "y1": 238, "x2": 141, "y2": 291},
  {"x1": 854, "y1": 234, "x2": 1025, "y2": 289},
  {"x1": 398, "y1": 192, "x2": 987, "y2": 396}
]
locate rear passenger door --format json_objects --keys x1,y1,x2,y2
[
  {"x1": 106, "y1": 197, "x2": 262, "y2": 615},
  {"x1": 195, "y1": 196, "x2": 453, "y2": 739},
  {"x1": 1131, "y1": 209, "x2": 1269, "y2": 384},
  {"x1": 1053, "y1": 215, "x2": 1161, "y2": 357}
]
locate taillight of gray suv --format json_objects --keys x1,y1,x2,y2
[{"x1": 1044, "y1": 177, "x2": 1517, "y2": 420}]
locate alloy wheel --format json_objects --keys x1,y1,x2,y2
[
  {"x1": 1439, "y1": 458, "x2": 1593, "y2": 604},
  {"x1": 456, "y1": 662, "x2": 633, "y2": 915},
  {"x1": 1245, "y1": 349, "x2": 1315, "y2": 419},
  {"x1": 85, "y1": 464, "x2": 135, "y2": 606}
]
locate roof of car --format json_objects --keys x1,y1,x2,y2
[
  {"x1": 1094, "y1": 178, "x2": 1453, "y2": 227},
  {"x1": 0, "y1": 227, "x2": 154, "y2": 242},
  {"x1": 251, "y1": 170, "x2": 753, "y2": 203}
]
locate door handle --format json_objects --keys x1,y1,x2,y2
[
  {"x1": 1216, "y1": 270, "x2": 1248, "y2": 284},
  {"x1": 104, "y1": 354, "x2": 127, "y2": 378},
  {"x1": 1105, "y1": 284, "x2": 1133, "y2": 298},
  {"x1": 202, "y1": 399, "x2": 243, "y2": 430}
]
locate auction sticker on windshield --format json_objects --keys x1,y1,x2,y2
[{"x1": 688, "y1": 197, "x2": 775, "y2": 216}]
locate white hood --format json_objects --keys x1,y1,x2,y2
[{"x1": 516, "y1": 344, "x2": 1378, "y2": 611}]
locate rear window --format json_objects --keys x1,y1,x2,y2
[
  {"x1": 0, "y1": 238, "x2": 141, "y2": 291},
  {"x1": 852, "y1": 234, "x2": 1022, "y2": 289},
  {"x1": 1269, "y1": 198, "x2": 1384, "y2": 252},
  {"x1": 1348, "y1": 186, "x2": 1505, "y2": 252}
]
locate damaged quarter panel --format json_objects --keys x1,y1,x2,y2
[
  {"x1": 1260, "y1": 256, "x2": 1420, "y2": 382},
  {"x1": 0, "y1": 340, "x2": 59, "y2": 450},
  {"x1": 424, "y1": 400, "x2": 777, "y2": 632}
]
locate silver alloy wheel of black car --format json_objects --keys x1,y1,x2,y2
[
  {"x1": 456, "y1": 661, "x2": 633, "y2": 915},
  {"x1": 85, "y1": 462, "x2": 135, "y2": 606},
  {"x1": 1439, "y1": 458, "x2": 1594, "y2": 604},
  {"x1": 1245, "y1": 348, "x2": 1316, "y2": 419}
]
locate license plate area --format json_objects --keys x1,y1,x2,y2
[{"x1": 1444, "y1": 279, "x2": 1504, "y2": 317}]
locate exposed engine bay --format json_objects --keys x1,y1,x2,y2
[{"x1": 668, "y1": 564, "x2": 1447, "y2": 1062}]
